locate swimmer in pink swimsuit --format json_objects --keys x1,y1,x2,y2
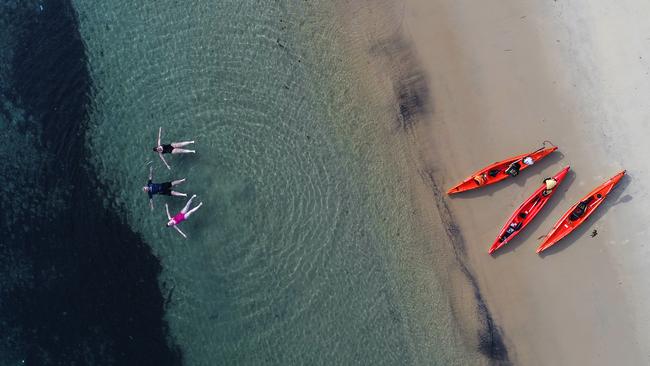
[
  {"x1": 154, "y1": 127, "x2": 196, "y2": 170},
  {"x1": 165, "y1": 194, "x2": 203, "y2": 238}
]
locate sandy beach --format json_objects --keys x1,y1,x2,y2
[{"x1": 338, "y1": 0, "x2": 650, "y2": 364}]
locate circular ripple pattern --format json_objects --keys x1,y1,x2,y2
[
  {"x1": 74, "y1": 1, "x2": 479, "y2": 365},
  {"x1": 74, "y1": 1, "x2": 417, "y2": 365}
]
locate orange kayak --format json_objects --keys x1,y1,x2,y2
[
  {"x1": 447, "y1": 146, "x2": 558, "y2": 195},
  {"x1": 489, "y1": 166, "x2": 570, "y2": 254},
  {"x1": 537, "y1": 170, "x2": 626, "y2": 253}
]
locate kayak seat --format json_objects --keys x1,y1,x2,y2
[
  {"x1": 473, "y1": 174, "x2": 487, "y2": 186},
  {"x1": 505, "y1": 162, "x2": 521, "y2": 177},
  {"x1": 569, "y1": 202, "x2": 588, "y2": 221},
  {"x1": 569, "y1": 196, "x2": 596, "y2": 221}
]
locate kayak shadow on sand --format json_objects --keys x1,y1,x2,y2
[
  {"x1": 448, "y1": 151, "x2": 565, "y2": 200},
  {"x1": 490, "y1": 169, "x2": 576, "y2": 257},
  {"x1": 538, "y1": 173, "x2": 632, "y2": 257}
]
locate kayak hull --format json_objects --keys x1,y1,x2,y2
[
  {"x1": 489, "y1": 166, "x2": 570, "y2": 254},
  {"x1": 447, "y1": 146, "x2": 558, "y2": 195},
  {"x1": 537, "y1": 170, "x2": 626, "y2": 253}
]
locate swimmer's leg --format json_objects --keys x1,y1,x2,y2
[
  {"x1": 171, "y1": 141, "x2": 194, "y2": 148},
  {"x1": 181, "y1": 194, "x2": 196, "y2": 213},
  {"x1": 171, "y1": 148, "x2": 196, "y2": 154},
  {"x1": 171, "y1": 191, "x2": 187, "y2": 197},
  {"x1": 184, "y1": 202, "x2": 203, "y2": 219},
  {"x1": 171, "y1": 178, "x2": 186, "y2": 186}
]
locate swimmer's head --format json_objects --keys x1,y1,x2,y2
[
  {"x1": 152, "y1": 147, "x2": 158, "y2": 152},
  {"x1": 143, "y1": 186, "x2": 150, "y2": 192}
]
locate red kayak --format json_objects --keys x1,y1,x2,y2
[
  {"x1": 489, "y1": 166, "x2": 570, "y2": 254},
  {"x1": 447, "y1": 145, "x2": 558, "y2": 195},
  {"x1": 537, "y1": 170, "x2": 626, "y2": 253}
]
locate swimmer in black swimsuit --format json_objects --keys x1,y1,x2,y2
[
  {"x1": 153, "y1": 127, "x2": 196, "y2": 170},
  {"x1": 142, "y1": 166, "x2": 188, "y2": 210}
]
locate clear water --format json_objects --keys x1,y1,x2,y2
[{"x1": 73, "y1": 1, "x2": 480, "y2": 364}]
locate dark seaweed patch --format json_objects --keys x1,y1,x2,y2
[
  {"x1": 370, "y1": 35, "x2": 431, "y2": 130},
  {"x1": 396, "y1": 71, "x2": 429, "y2": 130},
  {"x1": 1, "y1": 1, "x2": 182, "y2": 364}
]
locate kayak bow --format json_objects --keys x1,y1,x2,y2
[
  {"x1": 489, "y1": 166, "x2": 570, "y2": 254},
  {"x1": 537, "y1": 170, "x2": 626, "y2": 253},
  {"x1": 447, "y1": 146, "x2": 558, "y2": 195}
]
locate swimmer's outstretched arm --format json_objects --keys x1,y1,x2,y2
[
  {"x1": 165, "y1": 203, "x2": 172, "y2": 220},
  {"x1": 159, "y1": 152, "x2": 171, "y2": 170},
  {"x1": 157, "y1": 127, "x2": 162, "y2": 147},
  {"x1": 173, "y1": 225, "x2": 187, "y2": 238},
  {"x1": 149, "y1": 166, "x2": 153, "y2": 181}
]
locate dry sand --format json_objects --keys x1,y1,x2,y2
[{"x1": 338, "y1": 0, "x2": 650, "y2": 365}]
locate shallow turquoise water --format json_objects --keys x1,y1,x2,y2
[{"x1": 73, "y1": 1, "x2": 480, "y2": 364}]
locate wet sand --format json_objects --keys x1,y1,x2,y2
[{"x1": 339, "y1": 0, "x2": 648, "y2": 364}]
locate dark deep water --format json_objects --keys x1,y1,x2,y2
[{"x1": 0, "y1": 1, "x2": 181, "y2": 364}]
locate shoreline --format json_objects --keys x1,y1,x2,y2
[{"x1": 334, "y1": 1, "x2": 510, "y2": 364}]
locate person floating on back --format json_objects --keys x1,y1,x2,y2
[
  {"x1": 153, "y1": 127, "x2": 195, "y2": 170},
  {"x1": 165, "y1": 195, "x2": 203, "y2": 238},
  {"x1": 143, "y1": 166, "x2": 187, "y2": 210}
]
